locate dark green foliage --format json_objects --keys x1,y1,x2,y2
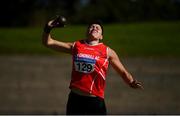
[{"x1": 0, "y1": 0, "x2": 179, "y2": 26}]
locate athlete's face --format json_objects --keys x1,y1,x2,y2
[{"x1": 87, "y1": 24, "x2": 103, "y2": 40}]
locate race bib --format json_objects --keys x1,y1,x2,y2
[{"x1": 74, "y1": 56, "x2": 96, "y2": 73}]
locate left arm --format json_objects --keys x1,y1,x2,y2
[{"x1": 108, "y1": 47, "x2": 143, "y2": 89}]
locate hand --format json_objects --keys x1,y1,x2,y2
[
  {"x1": 44, "y1": 15, "x2": 66, "y2": 33},
  {"x1": 51, "y1": 15, "x2": 66, "y2": 28},
  {"x1": 129, "y1": 79, "x2": 144, "y2": 89}
]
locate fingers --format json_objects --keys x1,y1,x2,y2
[
  {"x1": 46, "y1": 15, "x2": 67, "y2": 29},
  {"x1": 48, "y1": 20, "x2": 55, "y2": 27},
  {"x1": 129, "y1": 80, "x2": 144, "y2": 90},
  {"x1": 44, "y1": 15, "x2": 66, "y2": 34},
  {"x1": 136, "y1": 83, "x2": 144, "y2": 90},
  {"x1": 51, "y1": 15, "x2": 66, "y2": 28}
]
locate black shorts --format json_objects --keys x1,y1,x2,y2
[{"x1": 66, "y1": 91, "x2": 107, "y2": 115}]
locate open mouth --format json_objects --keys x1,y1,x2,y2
[{"x1": 91, "y1": 30, "x2": 98, "y2": 34}]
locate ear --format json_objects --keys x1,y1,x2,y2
[{"x1": 99, "y1": 35, "x2": 103, "y2": 40}]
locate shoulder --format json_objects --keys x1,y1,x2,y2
[
  {"x1": 107, "y1": 47, "x2": 118, "y2": 60},
  {"x1": 72, "y1": 39, "x2": 85, "y2": 49},
  {"x1": 73, "y1": 39, "x2": 85, "y2": 45}
]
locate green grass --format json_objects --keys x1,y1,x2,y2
[
  {"x1": 0, "y1": 21, "x2": 180, "y2": 57},
  {"x1": 104, "y1": 21, "x2": 180, "y2": 57}
]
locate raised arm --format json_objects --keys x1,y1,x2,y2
[
  {"x1": 42, "y1": 19, "x2": 73, "y2": 54},
  {"x1": 108, "y1": 48, "x2": 143, "y2": 89}
]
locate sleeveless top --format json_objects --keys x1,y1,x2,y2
[{"x1": 70, "y1": 40, "x2": 109, "y2": 98}]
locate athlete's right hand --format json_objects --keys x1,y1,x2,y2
[
  {"x1": 51, "y1": 15, "x2": 66, "y2": 28},
  {"x1": 44, "y1": 15, "x2": 66, "y2": 33}
]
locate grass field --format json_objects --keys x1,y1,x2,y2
[{"x1": 0, "y1": 21, "x2": 180, "y2": 56}]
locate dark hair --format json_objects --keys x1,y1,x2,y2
[{"x1": 88, "y1": 20, "x2": 104, "y2": 35}]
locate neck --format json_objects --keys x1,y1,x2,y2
[{"x1": 85, "y1": 39, "x2": 100, "y2": 45}]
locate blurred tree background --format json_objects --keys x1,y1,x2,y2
[{"x1": 0, "y1": 0, "x2": 179, "y2": 27}]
